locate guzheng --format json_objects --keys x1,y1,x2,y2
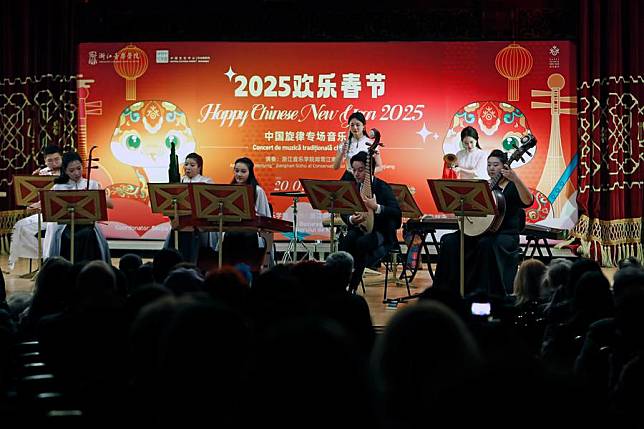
[
  {"x1": 177, "y1": 215, "x2": 293, "y2": 233},
  {"x1": 405, "y1": 216, "x2": 458, "y2": 233},
  {"x1": 522, "y1": 223, "x2": 568, "y2": 240},
  {"x1": 405, "y1": 215, "x2": 567, "y2": 240}
]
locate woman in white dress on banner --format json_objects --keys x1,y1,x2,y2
[{"x1": 453, "y1": 126, "x2": 488, "y2": 180}]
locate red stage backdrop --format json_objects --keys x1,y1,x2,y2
[{"x1": 77, "y1": 41, "x2": 577, "y2": 240}]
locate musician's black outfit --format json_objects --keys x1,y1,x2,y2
[
  {"x1": 433, "y1": 181, "x2": 531, "y2": 298},
  {"x1": 340, "y1": 177, "x2": 401, "y2": 293}
]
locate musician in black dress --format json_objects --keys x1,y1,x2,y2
[
  {"x1": 340, "y1": 151, "x2": 401, "y2": 293},
  {"x1": 433, "y1": 149, "x2": 534, "y2": 298}
]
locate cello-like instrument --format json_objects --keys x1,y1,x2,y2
[{"x1": 461, "y1": 133, "x2": 537, "y2": 236}]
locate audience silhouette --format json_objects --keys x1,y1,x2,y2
[{"x1": 0, "y1": 251, "x2": 641, "y2": 426}]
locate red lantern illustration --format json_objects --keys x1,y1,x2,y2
[
  {"x1": 113, "y1": 44, "x2": 149, "y2": 101},
  {"x1": 494, "y1": 43, "x2": 533, "y2": 101}
]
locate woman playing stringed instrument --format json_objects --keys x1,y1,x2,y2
[
  {"x1": 44, "y1": 151, "x2": 114, "y2": 264},
  {"x1": 433, "y1": 149, "x2": 534, "y2": 299}
]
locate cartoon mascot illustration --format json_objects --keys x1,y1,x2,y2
[{"x1": 106, "y1": 100, "x2": 197, "y2": 238}]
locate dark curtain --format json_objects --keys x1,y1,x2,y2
[
  {"x1": 0, "y1": 0, "x2": 78, "y2": 210},
  {"x1": 571, "y1": 0, "x2": 644, "y2": 265}
]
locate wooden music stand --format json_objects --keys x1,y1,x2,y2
[
  {"x1": 13, "y1": 175, "x2": 56, "y2": 270},
  {"x1": 188, "y1": 183, "x2": 255, "y2": 268},
  {"x1": 389, "y1": 184, "x2": 423, "y2": 219},
  {"x1": 300, "y1": 179, "x2": 366, "y2": 254},
  {"x1": 148, "y1": 183, "x2": 191, "y2": 251},
  {"x1": 39, "y1": 189, "x2": 108, "y2": 264},
  {"x1": 428, "y1": 179, "x2": 497, "y2": 297}
]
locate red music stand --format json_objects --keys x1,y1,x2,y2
[
  {"x1": 39, "y1": 189, "x2": 108, "y2": 264},
  {"x1": 13, "y1": 175, "x2": 56, "y2": 270},
  {"x1": 148, "y1": 183, "x2": 191, "y2": 251},
  {"x1": 300, "y1": 179, "x2": 366, "y2": 253},
  {"x1": 428, "y1": 179, "x2": 497, "y2": 297},
  {"x1": 188, "y1": 183, "x2": 255, "y2": 268}
]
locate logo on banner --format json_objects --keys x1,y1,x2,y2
[
  {"x1": 156, "y1": 50, "x2": 169, "y2": 64},
  {"x1": 88, "y1": 51, "x2": 98, "y2": 65},
  {"x1": 549, "y1": 45, "x2": 560, "y2": 69}
]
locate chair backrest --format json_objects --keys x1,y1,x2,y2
[
  {"x1": 0, "y1": 209, "x2": 31, "y2": 235},
  {"x1": 0, "y1": 209, "x2": 33, "y2": 253}
]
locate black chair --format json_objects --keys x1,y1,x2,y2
[{"x1": 382, "y1": 247, "x2": 414, "y2": 304}]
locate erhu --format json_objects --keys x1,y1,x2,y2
[{"x1": 86, "y1": 145, "x2": 99, "y2": 189}]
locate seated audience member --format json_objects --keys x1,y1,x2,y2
[
  {"x1": 575, "y1": 267, "x2": 644, "y2": 396},
  {"x1": 371, "y1": 301, "x2": 482, "y2": 426},
  {"x1": 152, "y1": 248, "x2": 184, "y2": 284},
  {"x1": 18, "y1": 257, "x2": 74, "y2": 339},
  {"x1": 119, "y1": 253, "x2": 143, "y2": 290},
  {"x1": 541, "y1": 271, "x2": 614, "y2": 373},
  {"x1": 163, "y1": 266, "x2": 205, "y2": 296},
  {"x1": 325, "y1": 251, "x2": 355, "y2": 293},
  {"x1": 540, "y1": 258, "x2": 573, "y2": 302},
  {"x1": 544, "y1": 257, "x2": 602, "y2": 324}
]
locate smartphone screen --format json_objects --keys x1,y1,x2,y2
[{"x1": 471, "y1": 302, "x2": 491, "y2": 316}]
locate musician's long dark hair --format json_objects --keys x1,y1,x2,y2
[
  {"x1": 54, "y1": 152, "x2": 82, "y2": 184},
  {"x1": 348, "y1": 111, "x2": 369, "y2": 144},
  {"x1": 231, "y1": 157, "x2": 260, "y2": 200},
  {"x1": 460, "y1": 126, "x2": 482, "y2": 149}
]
